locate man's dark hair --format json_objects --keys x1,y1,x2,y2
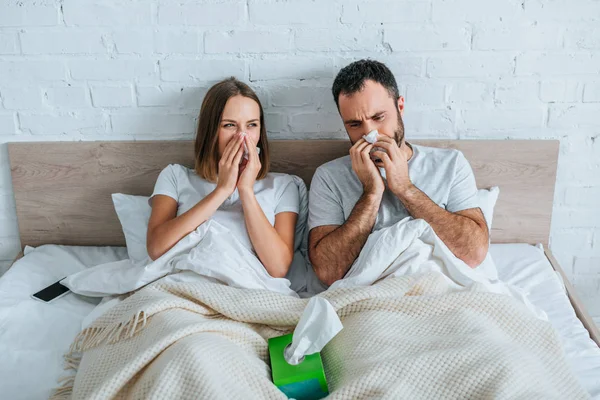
[{"x1": 332, "y1": 59, "x2": 400, "y2": 108}]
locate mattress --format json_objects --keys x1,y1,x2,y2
[{"x1": 0, "y1": 243, "x2": 598, "y2": 399}]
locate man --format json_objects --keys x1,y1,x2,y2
[{"x1": 308, "y1": 59, "x2": 489, "y2": 287}]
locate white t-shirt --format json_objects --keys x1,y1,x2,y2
[{"x1": 151, "y1": 164, "x2": 300, "y2": 253}]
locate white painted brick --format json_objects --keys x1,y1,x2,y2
[
  {"x1": 343, "y1": 1, "x2": 430, "y2": 24},
  {"x1": 270, "y1": 86, "x2": 334, "y2": 110},
  {"x1": 264, "y1": 112, "x2": 288, "y2": 133},
  {"x1": 565, "y1": 186, "x2": 600, "y2": 207},
  {"x1": 581, "y1": 294, "x2": 600, "y2": 317},
  {"x1": 69, "y1": 59, "x2": 157, "y2": 82},
  {"x1": 91, "y1": 86, "x2": 134, "y2": 108},
  {"x1": 111, "y1": 30, "x2": 153, "y2": 54},
  {"x1": 433, "y1": 0, "x2": 521, "y2": 22},
  {"x1": 564, "y1": 27, "x2": 600, "y2": 50},
  {"x1": 206, "y1": 30, "x2": 292, "y2": 54},
  {"x1": 250, "y1": 58, "x2": 333, "y2": 81},
  {"x1": 160, "y1": 60, "x2": 245, "y2": 83},
  {"x1": 550, "y1": 229, "x2": 594, "y2": 254},
  {"x1": 0, "y1": 237, "x2": 20, "y2": 260},
  {"x1": 517, "y1": 53, "x2": 600, "y2": 76},
  {"x1": 43, "y1": 86, "x2": 89, "y2": 108},
  {"x1": 64, "y1": 1, "x2": 152, "y2": 26},
  {"x1": 461, "y1": 107, "x2": 544, "y2": 130},
  {"x1": 136, "y1": 85, "x2": 207, "y2": 109},
  {"x1": 384, "y1": 26, "x2": 470, "y2": 52},
  {"x1": 556, "y1": 137, "x2": 600, "y2": 184},
  {"x1": 111, "y1": 113, "x2": 196, "y2": 135},
  {"x1": 21, "y1": 31, "x2": 106, "y2": 54},
  {"x1": 296, "y1": 28, "x2": 381, "y2": 52},
  {"x1": 427, "y1": 54, "x2": 514, "y2": 78},
  {"x1": 155, "y1": 31, "x2": 203, "y2": 54},
  {"x1": 495, "y1": 81, "x2": 540, "y2": 104},
  {"x1": 474, "y1": 24, "x2": 560, "y2": 51},
  {"x1": 289, "y1": 112, "x2": 342, "y2": 134},
  {"x1": 404, "y1": 108, "x2": 455, "y2": 136},
  {"x1": 250, "y1": 1, "x2": 338, "y2": 25},
  {"x1": 0, "y1": 6, "x2": 58, "y2": 27},
  {"x1": 0, "y1": 61, "x2": 65, "y2": 83},
  {"x1": 553, "y1": 208, "x2": 600, "y2": 229},
  {"x1": 0, "y1": 114, "x2": 15, "y2": 135},
  {"x1": 19, "y1": 112, "x2": 106, "y2": 135},
  {"x1": 549, "y1": 104, "x2": 600, "y2": 129},
  {"x1": 406, "y1": 84, "x2": 445, "y2": 106},
  {"x1": 583, "y1": 83, "x2": 600, "y2": 102},
  {"x1": 540, "y1": 81, "x2": 583, "y2": 103},
  {"x1": 448, "y1": 82, "x2": 492, "y2": 104},
  {"x1": 525, "y1": 0, "x2": 600, "y2": 22},
  {"x1": 159, "y1": 2, "x2": 244, "y2": 26},
  {"x1": 1, "y1": 87, "x2": 42, "y2": 110},
  {"x1": 0, "y1": 32, "x2": 19, "y2": 54},
  {"x1": 572, "y1": 275, "x2": 600, "y2": 304}
]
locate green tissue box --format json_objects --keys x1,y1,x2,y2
[{"x1": 268, "y1": 333, "x2": 329, "y2": 400}]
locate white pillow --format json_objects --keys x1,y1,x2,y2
[
  {"x1": 477, "y1": 186, "x2": 500, "y2": 231},
  {"x1": 112, "y1": 193, "x2": 152, "y2": 268}
]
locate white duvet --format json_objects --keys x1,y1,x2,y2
[{"x1": 64, "y1": 214, "x2": 544, "y2": 331}]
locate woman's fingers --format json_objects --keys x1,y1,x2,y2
[
  {"x1": 232, "y1": 138, "x2": 245, "y2": 165},
  {"x1": 222, "y1": 133, "x2": 243, "y2": 163},
  {"x1": 225, "y1": 134, "x2": 244, "y2": 164}
]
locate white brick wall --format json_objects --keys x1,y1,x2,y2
[{"x1": 0, "y1": 0, "x2": 598, "y2": 320}]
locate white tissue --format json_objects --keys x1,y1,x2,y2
[
  {"x1": 240, "y1": 131, "x2": 261, "y2": 162},
  {"x1": 284, "y1": 297, "x2": 343, "y2": 365},
  {"x1": 363, "y1": 129, "x2": 379, "y2": 144}
]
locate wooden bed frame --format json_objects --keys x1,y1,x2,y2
[{"x1": 7, "y1": 139, "x2": 599, "y2": 347}]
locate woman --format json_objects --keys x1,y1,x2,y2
[{"x1": 146, "y1": 78, "x2": 299, "y2": 278}]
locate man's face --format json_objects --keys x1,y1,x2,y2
[{"x1": 337, "y1": 79, "x2": 405, "y2": 146}]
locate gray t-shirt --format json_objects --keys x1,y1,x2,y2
[{"x1": 308, "y1": 144, "x2": 479, "y2": 232}]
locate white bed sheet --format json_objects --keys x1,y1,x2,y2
[
  {"x1": 491, "y1": 243, "x2": 600, "y2": 398},
  {"x1": 0, "y1": 243, "x2": 598, "y2": 399},
  {"x1": 0, "y1": 245, "x2": 127, "y2": 400}
]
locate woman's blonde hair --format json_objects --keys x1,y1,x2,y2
[{"x1": 194, "y1": 77, "x2": 270, "y2": 182}]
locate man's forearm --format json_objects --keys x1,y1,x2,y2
[
  {"x1": 396, "y1": 184, "x2": 488, "y2": 267},
  {"x1": 310, "y1": 192, "x2": 381, "y2": 286}
]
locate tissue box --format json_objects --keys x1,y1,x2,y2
[{"x1": 268, "y1": 333, "x2": 329, "y2": 400}]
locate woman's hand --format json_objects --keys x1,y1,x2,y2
[
  {"x1": 237, "y1": 135, "x2": 261, "y2": 195},
  {"x1": 216, "y1": 133, "x2": 244, "y2": 196}
]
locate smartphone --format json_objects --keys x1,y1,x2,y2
[{"x1": 31, "y1": 278, "x2": 70, "y2": 303}]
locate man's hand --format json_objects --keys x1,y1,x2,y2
[
  {"x1": 350, "y1": 138, "x2": 385, "y2": 196},
  {"x1": 372, "y1": 136, "x2": 412, "y2": 197}
]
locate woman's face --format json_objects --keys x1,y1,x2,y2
[{"x1": 217, "y1": 95, "x2": 261, "y2": 159}]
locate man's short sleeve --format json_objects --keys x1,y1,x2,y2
[
  {"x1": 446, "y1": 151, "x2": 480, "y2": 213},
  {"x1": 308, "y1": 167, "x2": 345, "y2": 231}
]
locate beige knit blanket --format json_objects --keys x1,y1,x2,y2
[{"x1": 53, "y1": 271, "x2": 588, "y2": 400}]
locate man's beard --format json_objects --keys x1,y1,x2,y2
[{"x1": 394, "y1": 109, "x2": 405, "y2": 146}]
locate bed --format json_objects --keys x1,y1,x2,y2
[{"x1": 2, "y1": 140, "x2": 600, "y2": 399}]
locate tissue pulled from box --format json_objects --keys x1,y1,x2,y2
[
  {"x1": 284, "y1": 297, "x2": 343, "y2": 366},
  {"x1": 240, "y1": 132, "x2": 261, "y2": 162},
  {"x1": 363, "y1": 129, "x2": 379, "y2": 144}
]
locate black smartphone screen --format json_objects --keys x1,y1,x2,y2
[{"x1": 32, "y1": 279, "x2": 70, "y2": 302}]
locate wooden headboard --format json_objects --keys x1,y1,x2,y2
[{"x1": 8, "y1": 140, "x2": 558, "y2": 248}]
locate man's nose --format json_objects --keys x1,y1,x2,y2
[{"x1": 363, "y1": 120, "x2": 377, "y2": 135}]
